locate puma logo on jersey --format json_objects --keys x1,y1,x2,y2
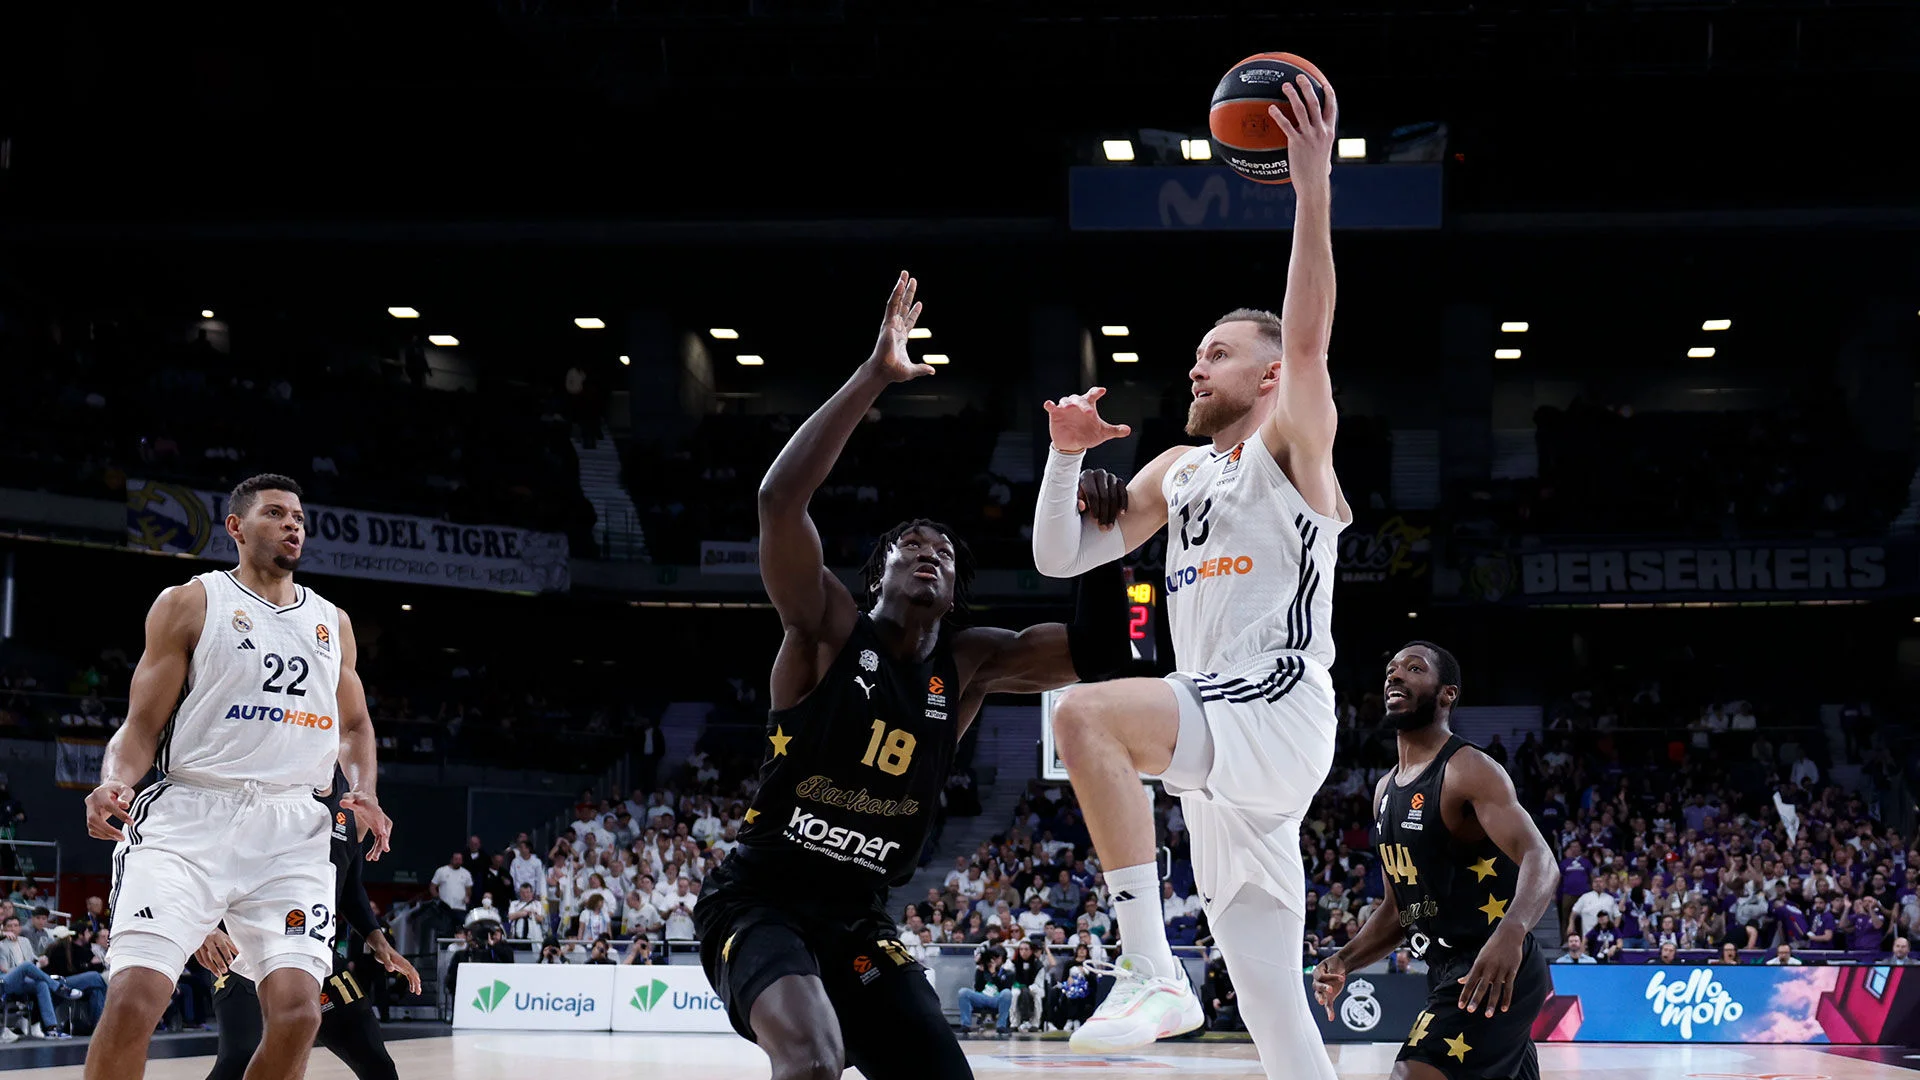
[
  {"x1": 854, "y1": 676, "x2": 876, "y2": 700},
  {"x1": 237, "y1": 639, "x2": 257, "y2": 650}
]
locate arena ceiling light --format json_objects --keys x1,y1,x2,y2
[
  {"x1": 387, "y1": 307, "x2": 420, "y2": 319},
  {"x1": 1101, "y1": 325, "x2": 1130, "y2": 337},
  {"x1": 618, "y1": 355, "x2": 631, "y2": 366},
  {"x1": 923, "y1": 354, "x2": 950, "y2": 365},
  {"x1": 428, "y1": 334, "x2": 459, "y2": 346},
  {"x1": 574, "y1": 317, "x2": 606, "y2": 329},
  {"x1": 1180, "y1": 139, "x2": 1211, "y2": 161},
  {"x1": 1500, "y1": 321, "x2": 1529, "y2": 333},
  {"x1": 735, "y1": 354, "x2": 765, "y2": 366},
  {"x1": 400, "y1": 604, "x2": 413, "y2": 612},
  {"x1": 1688, "y1": 347, "x2": 1717, "y2": 358},
  {"x1": 1112, "y1": 352, "x2": 1139, "y2": 363},
  {"x1": 1702, "y1": 319, "x2": 1732, "y2": 331},
  {"x1": 1337, "y1": 138, "x2": 1367, "y2": 159},
  {"x1": 1102, "y1": 140, "x2": 1135, "y2": 162},
  {"x1": 200, "y1": 309, "x2": 215, "y2": 319},
  {"x1": 1494, "y1": 348, "x2": 1522, "y2": 359},
  {"x1": 908, "y1": 328, "x2": 932, "y2": 339},
  {"x1": 709, "y1": 328, "x2": 739, "y2": 340}
]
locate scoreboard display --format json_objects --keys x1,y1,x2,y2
[{"x1": 1126, "y1": 578, "x2": 1157, "y2": 663}]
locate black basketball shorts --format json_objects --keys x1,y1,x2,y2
[{"x1": 1396, "y1": 934, "x2": 1549, "y2": 1080}]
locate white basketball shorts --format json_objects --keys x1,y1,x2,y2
[
  {"x1": 107, "y1": 778, "x2": 336, "y2": 986},
  {"x1": 1150, "y1": 652, "x2": 1337, "y2": 921}
]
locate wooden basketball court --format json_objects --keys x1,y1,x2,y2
[{"x1": 12, "y1": 1032, "x2": 1919, "y2": 1079}]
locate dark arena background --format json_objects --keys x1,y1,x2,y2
[{"x1": 1, "y1": 2, "x2": 1918, "y2": 1076}]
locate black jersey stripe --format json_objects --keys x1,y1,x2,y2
[{"x1": 222, "y1": 571, "x2": 309, "y2": 615}]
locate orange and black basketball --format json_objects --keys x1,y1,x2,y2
[{"x1": 1208, "y1": 52, "x2": 1330, "y2": 185}]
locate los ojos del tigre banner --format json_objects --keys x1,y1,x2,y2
[{"x1": 126, "y1": 481, "x2": 570, "y2": 593}]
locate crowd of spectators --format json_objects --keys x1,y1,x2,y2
[
  {"x1": 1515, "y1": 394, "x2": 1910, "y2": 537},
  {"x1": 0, "y1": 890, "x2": 113, "y2": 1040},
  {"x1": 0, "y1": 300, "x2": 597, "y2": 550},
  {"x1": 624, "y1": 409, "x2": 1021, "y2": 567}
]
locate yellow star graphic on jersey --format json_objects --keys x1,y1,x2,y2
[
  {"x1": 1468, "y1": 857, "x2": 1498, "y2": 881},
  {"x1": 768, "y1": 725, "x2": 792, "y2": 756},
  {"x1": 722, "y1": 932, "x2": 738, "y2": 963},
  {"x1": 1479, "y1": 894, "x2": 1510, "y2": 923},
  {"x1": 744, "y1": 809, "x2": 760, "y2": 825},
  {"x1": 213, "y1": 973, "x2": 229, "y2": 992},
  {"x1": 1445, "y1": 1033, "x2": 1472, "y2": 1062}
]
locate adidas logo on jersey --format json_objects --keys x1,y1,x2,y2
[
  {"x1": 133, "y1": 908, "x2": 155, "y2": 919},
  {"x1": 1111, "y1": 890, "x2": 1137, "y2": 903},
  {"x1": 237, "y1": 639, "x2": 257, "y2": 650}
]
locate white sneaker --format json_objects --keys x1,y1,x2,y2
[{"x1": 1069, "y1": 954, "x2": 1205, "y2": 1053}]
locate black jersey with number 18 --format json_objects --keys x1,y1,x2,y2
[
  {"x1": 1373, "y1": 734, "x2": 1523, "y2": 964},
  {"x1": 728, "y1": 614, "x2": 960, "y2": 896}
]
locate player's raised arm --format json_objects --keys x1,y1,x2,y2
[
  {"x1": 1032, "y1": 389, "x2": 1183, "y2": 577},
  {"x1": 758, "y1": 272, "x2": 932, "y2": 639},
  {"x1": 334, "y1": 610, "x2": 391, "y2": 860},
  {"x1": 1259, "y1": 76, "x2": 1341, "y2": 472},
  {"x1": 1451, "y1": 750, "x2": 1559, "y2": 1018},
  {"x1": 959, "y1": 544, "x2": 1131, "y2": 708},
  {"x1": 87, "y1": 581, "x2": 203, "y2": 841}
]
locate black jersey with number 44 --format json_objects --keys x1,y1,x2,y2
[
  {"x1": 732, "y1": 614, "x2": 961, "y2": 892},
  {"x1": 1373, "y1": 735, "x2": 1522, "y2": 963}
]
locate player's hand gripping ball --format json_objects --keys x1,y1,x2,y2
[{"x1": 1209, "y1": 52, "x2": 1331, "y2": 184}]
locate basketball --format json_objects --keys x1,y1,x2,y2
[{"x1": 1209, "y1": 52, "x2": 1331, "y2": 185}]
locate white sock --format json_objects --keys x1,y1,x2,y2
[{"x1": 1105, "y1": 862, "x2": 1179, "y2": 979}]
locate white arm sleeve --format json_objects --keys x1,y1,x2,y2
[{"x1": 1031, "y1": 446, "x2": 1130, "y2": 578}]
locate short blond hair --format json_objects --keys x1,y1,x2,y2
[{"x1": 1214, "y1": 308, "x2": 1284, "y2": 352}]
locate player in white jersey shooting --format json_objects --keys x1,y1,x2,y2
[
  {"x1": 82, "y1": 474, "x2": 390, "y2": 1080},
  {"x1": 1030, "y1": 76, "x2": 1347, "y2": 1078}
]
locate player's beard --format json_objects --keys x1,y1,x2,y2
[
  {"x1": 1184, "y1": 392, "x2": 1243, "y2": 438},
  {"x1": 1390, "y1": 695, "x2": 1440, "y2": 732},
  {"x1": 272, "y1": 553, "x2": 302, "y2": 572}
]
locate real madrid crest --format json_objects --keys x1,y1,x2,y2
[
  {"x1": 232, "y1": 610, "x2": 253, "y2": 634},
  {"x1": 1172, "y1": 463, "x2": 1200, "y2": 489},
  {"x1": 1340, "y1": 978, "x2": 1382, "y2": 1032}
]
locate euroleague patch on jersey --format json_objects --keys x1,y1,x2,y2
[
  {"x1": 333, "y1": 811, "x2": 350, "y2": 840},
  {"x1": 927, "y1": 676, "x2": 946, "y2": 706},
  {"x1": 852, "y1": 954, "x2": 880, "y2": 985},
  {"x1": 284, "y1": 908, "x2": 307, "y2": 936},
  {"x1": 314, "y1": 623, "x2": 333, "y2": 655},
  {"x1": 1218, "y1": 442, "x2": 1246, "y2": 482},
  {"x1": 231, "y1": 609, "x2": 253, "y2": 634}
]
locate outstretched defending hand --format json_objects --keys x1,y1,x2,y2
[
  {"x1": 1044, "y1": 387, "x2": 1132, "y2": 454},
  {"x1": 867, "y1": 271, "x2": 935, "y2": 383}
]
